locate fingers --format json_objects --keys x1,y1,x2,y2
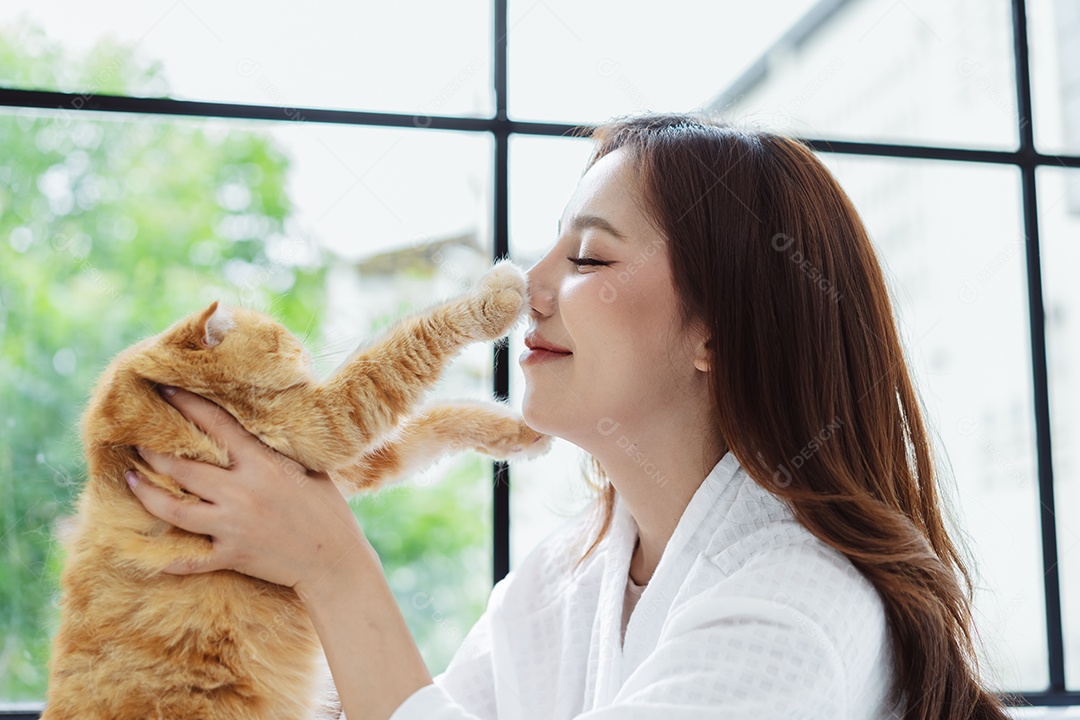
[
  {"x1": 158, "y1": 386, "x2": 307, "y2": 476},
  {"x1": 161, "y1": 555, "x2": 231, "y2": 576},
  {"x1": 136, "y1": 446, "x2": 227, "y2": 502},
  {"x1": 126, "y1": 469, "x2": 218, "y2": 536},
  {"x1": 158, "y1": 385, "x2": 255, "y2": 459}
]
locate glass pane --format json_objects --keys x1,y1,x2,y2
[
  {"x1": 1038, "y1": 167, "x2": 1080, "y2": 688},
  {"x1": 505, "y1": 134, "x2": 1046, "y2": 692},
  {"x1": 818, "y1": 154, "x2": 1043, "y2": 691},
  {"x1": 507, "y1": 135, "x2": 597, "y2": 569},
  {"x1": 509, "y1": 0, "x2": 1018, "y2": 150},
  {"x1": 1029, "y1": 0, "x2": 1080, "y2": 155},
  {"x1": 717, "y1": 0, "x2": 1018, "y2": 149},
  {"x1": 0, "y1": 1, "x2": 493, "y2": 118},
  {"x1": 0, "y1": 107, "x2": 494, "y2": 702},
  {"x1": 508, "y1": 0, "x2": 819, "y2": 125}
]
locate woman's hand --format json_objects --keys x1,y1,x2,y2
[
  {"x1": 131, "y1": 387, "x2": 436, "y2": 718},
  {"x1": 128, "y1": 386, "x2": 378, "y2": 595}
]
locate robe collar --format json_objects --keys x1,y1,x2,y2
[{"x1": 589, "y1": 449, "x2": 748, "y2": 706}]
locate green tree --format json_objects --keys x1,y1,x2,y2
[{"x1": 0, "y1": 22, "x2": 490, "y2": 700}]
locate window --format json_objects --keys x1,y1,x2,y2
[{"x1": 1, "y1": 0, "x2": 1078, "y2": 715}]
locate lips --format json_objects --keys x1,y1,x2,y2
[
  {"x1": 523, "y1": 333, "x2": 571, "y2": 354},
  {"x1": 521, "y1": 332, "x2": 572, "y2": 367}
]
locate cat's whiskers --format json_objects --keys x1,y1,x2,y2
[
  {"x1": 300, "y1": 312, "x2": 318, "y2": 347},
  {"x1": 308, "y1": 336, "x2": 365, "y2": 362}
]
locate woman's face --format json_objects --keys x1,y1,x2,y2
[{"x1": 521, "y1": 147, "x2": 709, "y2": 447}]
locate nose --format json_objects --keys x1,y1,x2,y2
[{"x1": 526, "y1": 254, "x2": 556, "y2": 319}]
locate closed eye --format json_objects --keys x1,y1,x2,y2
[{"x1": 567, "y1": 256, "x2": 612, "y2": 267}]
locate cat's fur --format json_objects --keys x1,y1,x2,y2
[{"x1": 43, "y1": 261, "x2": 548, "y2": 719}]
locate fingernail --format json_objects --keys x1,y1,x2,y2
[
  {"x1": 125, "y1": 470, "x2": 140, "y2": 489},
  {"x1": 161, "y1": 385, "x2": 177, "y2": 397}
]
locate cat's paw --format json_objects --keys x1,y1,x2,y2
[
  {"x1": 465, "y1": 260, "x2": 528, "y2": 341},
  {"x1": 470, "y1": 416, "x2": 552, "y2": 461}
]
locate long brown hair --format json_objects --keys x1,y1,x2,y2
[{"x1": 571, "y1": 113, "x2": 1010, "y2": 720}]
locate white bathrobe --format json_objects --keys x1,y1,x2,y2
[{"x1": 388, "y1": 450, "x2": 903, "y2": 719}]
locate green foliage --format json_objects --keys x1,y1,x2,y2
[
  {"x1": 0, "y1": 26, "x2": 314, "y2": 699},
  {"x1": 0, "y1": 22, "x2": 490, "y2": 700},
  {"x1": 0, "y1": 18, "x2": 169, "y2": 97},
  {"x1": 352, "y1": 455, "x2": 491, "y2": 673}
]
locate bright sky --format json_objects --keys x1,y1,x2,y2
[{"x1": 2, "y1": 0, "x2": 822, "y2": 261}]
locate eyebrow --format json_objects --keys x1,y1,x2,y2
[{"x1": 557, "y1": 214, "x2": 628, "y2": 241}]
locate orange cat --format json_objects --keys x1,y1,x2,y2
[{"x1": 43, "y1": 261, "x2": 548, "y2": 719}]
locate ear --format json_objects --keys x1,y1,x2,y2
[
  {"x1": 692, "y1": 328, "x2": 712, "y2": 373},
  {"x1": 197, "y1": 301, "x2": 236, "y2": 348}
]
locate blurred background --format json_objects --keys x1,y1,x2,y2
[{"x1": 0, "y1": 0, "x2": 1077, "y2": 713}]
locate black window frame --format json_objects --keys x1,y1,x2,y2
[{"x1": 2, "y1": 0, "x2": 1079, "y2": 714}]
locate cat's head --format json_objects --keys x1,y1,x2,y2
[{"x1": 137, "y1": 301, "x2": 314, "y2": 394}]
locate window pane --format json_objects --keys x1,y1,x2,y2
[
  {"x1": 508, "y1": 0, "x2": 818, "y2": 126},
  {"x1": 509, "y1": 0, "x2": 1017, "y2": 149},
  {"x1": 719, "y1": 0, "x2": 1018, "y2": 149},
  {"x1": 817, "y1": 153, "x2": 1044, "y2": 690},
  {"x1": 505, "y1": 133, "x2": 1046, "y2": 691},
  {"x1": 507, "y1": 135, "x2": 596, "y2": 569},
  {"x1": 0, "y1": 108, "x2": 494, "y2": 701},
  {"x1": 1029, "y1": 0, "x2": 1080, "y2": 155},
  {"x1": 0, "y1": 1, "x2": 493, "y2": 118},
  {"x1": 1038, "y1": 166, "x2": 1080, "y2": 688}
]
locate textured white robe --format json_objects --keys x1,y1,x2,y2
[{"x1": 388, "y1": 450, "x2": 903, "y2": 719}]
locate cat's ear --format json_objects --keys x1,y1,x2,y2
[{"x1": 197, "y1": 301, "x2": 236, "y2": 348}]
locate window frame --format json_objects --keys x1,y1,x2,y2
[{"x1": 1, "y1": 0, "x2": 1079, "y2": 714}]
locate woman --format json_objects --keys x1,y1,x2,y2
[{"x1": 129, "y1": 113, "x2": 1011, "y2": 720}]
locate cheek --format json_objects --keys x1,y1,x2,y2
[
  {"x1": 560, "y1": 275, "x2": 609, "y2": 328},
  {"x1": 566, "y1": 275, "x2": 675, "y2": 364},
  {"x1": 564, "y1": 279, "x2": 628, "y2": 351}
]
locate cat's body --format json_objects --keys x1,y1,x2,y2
[{"x1": 43, "y1": 262, "x2": 547, "y2": 719}]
